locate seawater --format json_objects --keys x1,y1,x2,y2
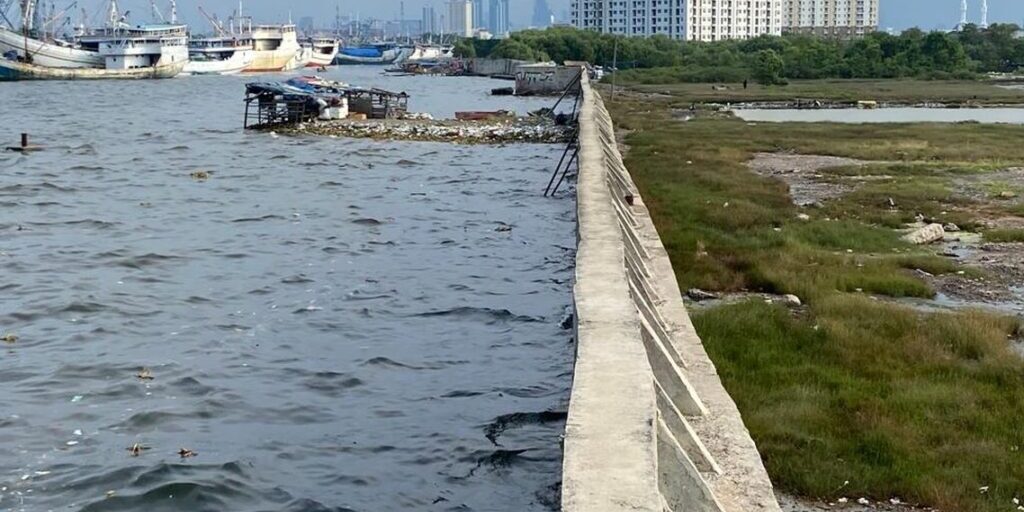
[{"x1": 0, "y1": 67, "x2": 576, "y2": 511}]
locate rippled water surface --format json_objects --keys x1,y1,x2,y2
[{"x1": 0, "y1": 67, "x2": 575, "y2": 511}]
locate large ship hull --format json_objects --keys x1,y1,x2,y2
[
  {"x1": 0, "y1": 27, "x2": 103, "y2": 68},
  {"x1": 306, "y1": 48, "x2": 337, "y2": 67},
  {"x1": 0, "y1": 58, "x2": 185, "y2": 81},
  {"x1": 246, "y1": 48, "x2": 308, "y2": 72},
  {"x1": 183, "y1": 49, "x2": 255, "y2": 75},
  {"x1": 334, "y1": 46, "x2": 405, "y2": 65}
]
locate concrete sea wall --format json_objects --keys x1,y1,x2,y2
[{"x1": 563, "y1": 75, "x2": 783, "y2": 512}]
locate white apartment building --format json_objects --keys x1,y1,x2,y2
[
  {"x1": 447, "y1": 0, "x2": 474, "y2": 37},
  {"x1": 782, "y1": 0, "x2": 879, "y2": 37},
  {"x1": 686, "y1": 0, "x2": 782, "y2": 41},
  {"x1": 570, "y1": 0, "x2": 686, "y2": 39},
  {"x1": 570, "y1": 0, "x2": 782, "y2": 42}
]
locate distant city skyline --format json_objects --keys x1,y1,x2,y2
[{"x1": 38, "y1": 0, "x2": 1024, "y2": 33}]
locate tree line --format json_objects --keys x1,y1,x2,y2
[{"x1": 454, "y1": 24, "x2": 1024, "y2": 84}]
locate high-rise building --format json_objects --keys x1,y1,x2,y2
[
  {"x1": 686, "y1": 0, "x2": 783, "y2": 41},
  {"x1": 422, "y1": 5, "x2": 437, "y2": 34},
  {"x1": 473, "y1": 0, "x2": 485, "y2": 29},
  {"x1": 488, "y1": 0, "x2": 510, "y2": 36},
  {"x1": 782, "y1": 0, "x2": 879, "y2": 37},
  {"x1": 446, "y1": 0, "x2": 473, "y2": 37},
  {"x1": 571, "y1": 0, "x2": 781, "y2": 41},
  {"x1": 571, "y1": 0, "x2": 685, "y2": 38},
  {"x1": 532, "y1": 0, "x2": 552, "y2": 27}
]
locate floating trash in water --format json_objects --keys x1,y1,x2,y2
[
  {"x1": 70, "y1": 395, "x2": 83, "y2": 403},
  {"x1": 189, "y1": 170, "x2": 211, "y2": 181},
  {"x1": 1, "y1": 333, "x2": 16, "y2": 343},
  {"x1": 136, "y1": 368, "x2": 154, "y2": 381},
  {"x1": 177, "y1": 448, "x2": 197, "y2": 459},
  {"x1": 127, "y1": 443, "x2": 150, "y2": 457}
]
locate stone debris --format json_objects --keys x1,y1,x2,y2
[
  {"x1": 943, "y1": 223, "x2": 961, "y2": 232},
  {"x1": 902, "y1": 223, "x2": 945, "y2": 245},
  {"x1": 284, "y1": 118, "x2": 573, "y2": 145},
  {"x1": 686, "y1": 288, "x2": 719, "y2": 301},
  {"x1": 784, "y1": 294, "x2": 803, "y2": 307}
]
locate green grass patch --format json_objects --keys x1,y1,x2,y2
[
  {"x1": 614, "y1": 78, "x2": 1024, "y2": 106},
  {"x1": 984, "y1": 229, "x2": 1024, "y2": 243},
  {"x1": 608, "y1": 91, "x2": 1024, "y2": 511},
  {"x1": 695, "y1": 300, "x2": 1024, "y2": 512}
]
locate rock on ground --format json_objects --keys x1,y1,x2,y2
[{"x1": 902, "y1": 224, "x2": 945, "y2": 245}]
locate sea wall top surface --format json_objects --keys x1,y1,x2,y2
[{"x1": 564, "y1": 74, "x2": 783, "y2": 512}]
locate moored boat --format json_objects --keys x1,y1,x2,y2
[
  {"x1": 304, "y1": 37, "x2": 338, "y2": 68},
  {"x1": 246, "y1": 24, "x2": 306, "y2": 72},
  {"x1": 0, "y1": 57, "x2": 184, "y2": 80},
  {"x1": 400, "y1": 44, "x2": 454, "y2": 63},
  {"x1": 184, "y1": 36, "x2": 255, "y2": 75},
  {"x1": 334, "y1": 42, "x2": 403, "y2": 65},
  {"x1": 0, "y1": 26, "x2": 103, "y2": 68}
]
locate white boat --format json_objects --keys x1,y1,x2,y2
[
  {"x1": 247, "y1": 24, "x2": 306, "y2": 72},
  {"x1": 0, "y1": 57, "x2": 184, "y2": 80},
  {"x1": 0, "y1": 0, "x2": 187, "y2": 77},
  {"x1": 184, "y1": 36, "x2": 254, "y2": 75},
  {"x1": 402, "y1": 44, "x2": 454, "y2": 63},
  {"x1": 77, "y1": 24, "x2": 189, "y2": 71},
  {"x1": 0, "y1": 27, "x2": 103, "y2": 68},
  {"x1": 303, "y1": 37, "x2": 338, "y2": 68}
]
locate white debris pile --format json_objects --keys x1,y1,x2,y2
[{"x1": 288, "y1": 118, "x2": 574, "y2": 145}]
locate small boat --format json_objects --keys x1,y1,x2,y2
[
  {"x1": 0, "y1": 57, "x2": 184, "y2": 81},
  {"x1": 184, "y1": 36, "x2": 255, "y2": 75},
  {"x1": 304, "y1": 37, "x2": 338, "y2": 68}
]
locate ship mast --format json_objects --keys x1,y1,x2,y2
[
  {"x1": 108, "y1": 0, "x2": 118, "y2": 28},
  {"x1": 168, "y1": 0, "x2": 176, "y2": 24}
]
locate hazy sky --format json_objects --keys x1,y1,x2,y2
[{"x1": 82, "y1": 0, "x2": 1024, "y2": 32}]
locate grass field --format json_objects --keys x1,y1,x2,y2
[
  {"x1": 605, "y1": 91, "x2": 1024, "y2": 511},
  {"x1": 606, "y1": 78, "x2": 1024, "y2": 106}
]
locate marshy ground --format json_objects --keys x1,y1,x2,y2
[{"x1": 604, "y1": 83, "x2": 1024, "y2": 512}]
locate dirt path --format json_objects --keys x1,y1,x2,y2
[{"x1": 746, "y1": 152, "x2": 874, "y2": 206}]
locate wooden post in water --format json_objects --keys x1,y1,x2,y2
[{"x1": 21, "y1": 133, "x2": 28, "y2": 149}]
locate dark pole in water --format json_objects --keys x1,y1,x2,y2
[
  {"x1": 550, "y1": 147, "x2": 580, "y2": 197},
  {"x1": 21, "y1": 133, "x2": 28, "y2": 148}
]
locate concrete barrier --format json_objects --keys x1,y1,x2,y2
[
  {"x1": 465, "y1": 58, "x2": 528, "y2": 77},
  {"x1": 563, "y1": 74, "x2": 782, "y2": 512},
  {"x1": 514, "y1": 64, "x2": 583, "y2": 96}
]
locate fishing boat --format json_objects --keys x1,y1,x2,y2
[
  {"x1": 184, "y1": 36, "x2": 254, "y2": 75},
  {"x1": 0, "y1": 0, "x2": 188, "y2": 78},
  {"x1": 0, "y1": 0, "x2": 103, "y2": 67},
  {"x1": 0, "y1": 56, "x2": 182, "y2": 80},
  {"x1": 246, "y1": 23, "x2": 307, "y2": 72},
  {"x1": 303, "y1": 36, "x2": 338, "y2": 68},
  {"x1": 334, "y1": 42, "x2": 403, "y2": 65},
  {"x1": 0, "y1": 28, "x2": 103, "y2": 68},
  {"x1": 76, "y1": 23, "x2": 189, "y2": 71},
  {"x1": 401, "y1": 44, "x2": 454, "y2": 63}
]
